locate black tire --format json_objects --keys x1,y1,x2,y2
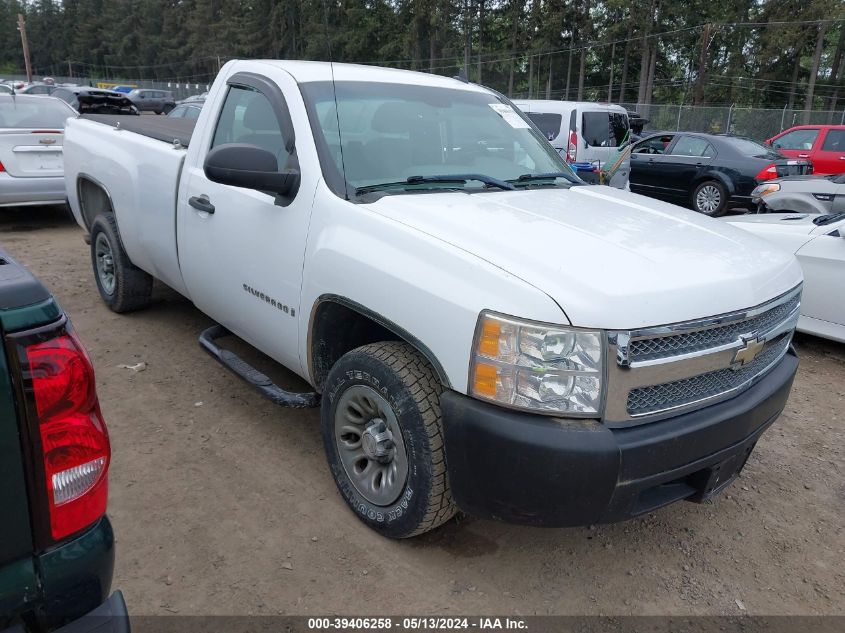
[
  {"x1": 321, "y1": 341, "x2": 457, "y2": 538},
  {"x1": 691, "y1": 180, "x2": 728, "y2": 217},
  {"x1": 90, "y1": 213, "x2": 153, "y2": 313}
]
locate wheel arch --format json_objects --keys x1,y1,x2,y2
[
  {"x1": 691, "y1": 171, "x2": 735, "y2": 198},
  {"x1": 307, "y1": 295, "x2": 451, "y2": 393},
  {"x1": 77, "y1": 174, "x2": 117, "y2": 232}
]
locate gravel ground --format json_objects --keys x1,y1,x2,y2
[{"x1": 1, "y1": 206, "x2": 843, "y2": 616}]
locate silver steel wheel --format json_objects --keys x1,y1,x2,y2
[
  {"x1": 334, "y1": 385, "x2": 409, "y2": 506},
  {"x1": 94, "y1": 233, "x2": 116, "y2": 295},
  {"x1": 695, "y1": 184, "x2": 722, "y2": 215}
]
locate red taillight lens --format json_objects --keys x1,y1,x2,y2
[
  {"x1": 567, "y1": 131, "x2": 578, "y2": 162},
  {"x1": 755, "y1": 163, "x2": 779, "y2": 181},
  {"x1": 24, "y1": 330, "x2": 109, "y2": 541},
  {"x1": 0, "y1": 161, "x2": 5, "y2": 172}
]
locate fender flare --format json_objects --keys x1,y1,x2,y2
[{"x1": 307, "y1": 294, "x2": 452, "y2": 389}]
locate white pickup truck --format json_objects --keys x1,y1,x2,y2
[{"x1": 64, "y1": 60, "x2": 804, "y2": 538}]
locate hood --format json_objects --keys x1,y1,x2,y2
[
  {"x1": 725, "y1": 213, "x2": 817, "y2": 233},
  {"x1": 370, "y1": 186, "x2": 802, "y2": 330}
]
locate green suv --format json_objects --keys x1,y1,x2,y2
[{"x1": 0, "y1": 247, "x2": 127, "y2": 632}]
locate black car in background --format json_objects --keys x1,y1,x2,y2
[
  {"x1": 52, "y1": 87, "x2": 139, "y2": 116},
  {"x1": 629, "y1": 132, "x2": 812, "y2": 216},
  {"x1": 0, "y1": 247, "x2": 128, "y2": 632}
]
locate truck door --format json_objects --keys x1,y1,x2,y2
[
  {"x1": 813, "y1": 129, "x2": 845, "y2": 175},
  {"x1": 177, "y1": 69, "x2": 316, "y2": 375}
]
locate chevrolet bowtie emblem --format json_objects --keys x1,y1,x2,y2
[{"x1": 732, "y1": 336, "x2": 765, "y2": 369}]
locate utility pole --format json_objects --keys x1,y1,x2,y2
[{"x1": 17, "y1": 13, "x2": 33, "y2": 83}]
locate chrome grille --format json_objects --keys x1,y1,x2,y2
[
  {"x1": 626, "y1": 334, "x2": 791, "y2": 416},
  {"x1": 604, "y1": 285, "x2": 801, "y2": 424},
  {"x1": 628, "y1": 294, "x2": 800, "y2": 362}
]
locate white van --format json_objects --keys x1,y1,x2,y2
[{"x1": 512, "y1": 100, "x2": 630, "y2": 167}]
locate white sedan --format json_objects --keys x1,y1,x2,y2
[
  {"x1": 0, "y1": 94, "x2": 77, "y2": 208},
  {"x1": 725, "y1": 212, "x2": 845, "y2": 343}
]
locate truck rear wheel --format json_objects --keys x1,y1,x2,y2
[
  {"x1": 321, "y1": 341, "x2": 457, "y2": 538},
  {"x1": 90, "y1": 213, "x2": 153, "y2": 313}
]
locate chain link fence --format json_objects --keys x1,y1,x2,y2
[{"x1": 624, "y1": 103, "x2": 845, "y2": 141}]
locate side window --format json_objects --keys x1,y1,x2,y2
[
  {"x1": 634, "y1": 135, "x2": 673, "y2": 154},
  {"x1": 821, "y1": 130, "x2": 845, "y2": 152},
  {"x1": 774, "y1": 129, "x2": 819, "y2": 150},
  {"x1": 670, "y1": 136, "x2": 713, "y2": 157},
  {"x1": 525, "y1": 112, "x2": 562, "y2": 142},
  {"x1": 212, "y1": 85, "x2": 289, "y2": 167},
  {"x1": 169, "y1": 106, "x2": 185, "y2": 118},
  {"x1": 185, "y1": 107, "x2": 201, "y2": 120}
]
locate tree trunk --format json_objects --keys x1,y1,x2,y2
[
  {"x1": 565, "y1": 32, "x2": 573, "y2": 100},
  {"x1": 477, "y1": 0, "x2": 484, "y2": 84},
  {"x1": 786, "y1": 41, "x2": 803, "y2": 112},
  {"x1": 546, "y1": 54, "x2": 552, "y2": 99},
  {"x1": 803, "y1": 23, "x2": 827, "y2": 123},
  {"x1": 619, "y1": 26, "x2": 630, "y2": 104},
  {"x1": 463, "y1": 0, "x2": 471, "y2": 76},
  {"x1": 826, "y1": 26, "x2": 844, "y2": 120},
  {"x1": 577, "y1": 46, "x2": 586, "y2": 100},
  {"x1": 607, "y1": 40, "x2": 616, "y2": 102},
  {"x1": 528, "y1": 54, "x2": 533, "y2": 98},
  {"x1": 644, "y1": 44, "x2": 656, "y2": 112},
  {"x1": 692, "y1": 23, "x2": 711, "y2": 106},
  {"x1": 507, "y1": 0, "x2": 519, "y2": 96}
]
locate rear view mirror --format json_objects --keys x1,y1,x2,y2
[{"x1": 204, "y1": 143, "x2": 299, "y2": 196}]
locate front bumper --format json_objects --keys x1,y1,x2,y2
[
  {"x1": 0, "y1": 173, "x2": 66, "y2": 207},
  {"x1": 442, "y1": 349, "x2": 797, "y2": 527}
]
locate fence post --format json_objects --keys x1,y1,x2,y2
[
  {"x1": 781, "y1": 104, "x2": 787, "y2": 132},
  {"x1": 676, "y1": 105, "x2": 682, "y2": 131},
  {"x1": 841, "y1": 109, "x2": 844, "y2": 125},
  {"x1": 726, "y1": 103, "x2": 734, "y2": 134}
]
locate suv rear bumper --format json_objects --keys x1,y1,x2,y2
[
  {"x1": 0, "y1": 173, "x2": 66, "y2": 207},
  {"x1": 441, "y1": 349, "x2": 797, "y2": 527},
  {"x1": 53, "y1": 592, "x2": 129, "y2": 633}
]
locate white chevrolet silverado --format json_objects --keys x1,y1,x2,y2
[{"x1": 64, "y1": 60, "x2": 804, "y2": 538}]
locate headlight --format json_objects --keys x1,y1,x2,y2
[
  {"x1": 752, "y1": 183, "x2": 780, "y2": 198},
  {"x1": 469, "y1": 312, "x2": 604, "y2": 415}
]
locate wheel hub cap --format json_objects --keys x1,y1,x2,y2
[
  {"x1": 697, "y1": 186, "x2": 720, "y2": 213},
  {"x1": 94, "y1": 233, "x2": 116, "y2": 295},
  {"x1": 334, "y1": 385, "x2": 409, "y2": 506}
]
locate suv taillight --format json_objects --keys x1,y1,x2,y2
[
  {"x1": 567, "y1": 130, "x2": 578, "y2": 162},
  {"x1": 0, "y1": 161, "x2": 5, "y2": 172},
  {"x1": 20, "y1": 326, "x2": 110, "y2": 542},
  {"x1": 755, "y1": 163, "x2": 778, "y2": 181}
]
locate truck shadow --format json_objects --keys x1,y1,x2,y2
[{"x1": 0, "y1": 205, "x2": 75, "y2": 233}]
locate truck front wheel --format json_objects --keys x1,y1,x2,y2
[
  {"x1": 321, "y1": 341, "x2": 457, "y2": 538},
  {"x1": 90, "y1": 213, "x2": 153, "y2": 313}
]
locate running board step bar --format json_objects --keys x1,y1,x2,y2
[{"x1": 198, "y1": 324, "x2": 320, "y2": 408}]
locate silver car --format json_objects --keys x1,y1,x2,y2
[
  {"x1": 753, "y1": 174, "x2": 845, "y2": 214},
  {"x1": 0, "y1": 95, "x2": 78, "y2": 207}
]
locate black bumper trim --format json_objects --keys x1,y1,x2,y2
[
  {"x1": 53, "y1": 592, "x2": 129, "y2": 633},
  {"x1": 442, "y1": 350, "x2": 797, "y2": 527}
]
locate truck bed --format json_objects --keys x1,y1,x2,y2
[{"x1": 82, "y1": 114, "x2": 196, "y2": 147}]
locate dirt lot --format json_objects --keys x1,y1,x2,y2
[{"x1": 1, "y1": 206, "x2": 843, "y2": 617}]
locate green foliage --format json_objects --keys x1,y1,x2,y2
[{"x1": 0, "y1": 0, "x2": 842, "y2": 108}]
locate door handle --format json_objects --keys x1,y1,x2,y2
[
  {"x1": 798, "y1": 154, "x2": 809, "y2": 158},
  {"x1": 189, "y1": 195, "x2": 215, "y2": 214}
]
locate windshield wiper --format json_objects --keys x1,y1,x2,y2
[
  {"x1": 355, "y1": 174, "x2": 515, "y2": 196},
  {"x1": 511, "y1": 172, "x2": 579, "y2": 186},
  {"x1": 813, "y1": 213, "x2": 845, "y2": 226}
]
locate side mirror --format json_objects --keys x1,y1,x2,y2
[{"x1": 204, "y1": 144, "x2": 299, "y2": 196}]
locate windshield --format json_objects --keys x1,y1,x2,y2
[
  {"x1": 0, "y1": 96, "x2": 75, "y2": 128},
  {"x1": 300, "y1": 81, "x2": 576, "y2": 197}
]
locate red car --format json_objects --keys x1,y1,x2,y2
[{"x1": 765, "y1": 125, "x2": 845, "y2": 175}]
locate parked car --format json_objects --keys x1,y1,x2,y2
[
  {"x1": 167, "y1": 102, "x2": 203, "y2": 120},
  {"x1": 512, "y1": 100, "x2": 630, "y2": 166},
  {"x1": 752, "y1": 173, "x2": 845, "y2": 214},
  {"x1": 179, "y1": 92, "x2": 209, "y2": 104},
  {"x1": 725, "y1": 212, "x2": 845, "y2": 343},
  {"x1": 17, "y1": 83, "x2": 58, "y2": 96},
  {"x1": 0, "y1": 247, "x2": 128, "y2": 631},
  {"x1": 126, "y1": 88, "x2": 175, "y2": 114},
  {"x1": 630, "y1": 132, "x2": 813, "y2": 216},
  {"x1": 766, "y1": 125, "x2": 845, "y2": 175},
  {"x1": 52, "y1": 87, "x2": 139, "y2": 115},
  {"x1": 64, "y1": 60, "x2": 802, "y2": 538},
  {"x1": 0, "y1": 95, "x2": 78, "y2": 208}
]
